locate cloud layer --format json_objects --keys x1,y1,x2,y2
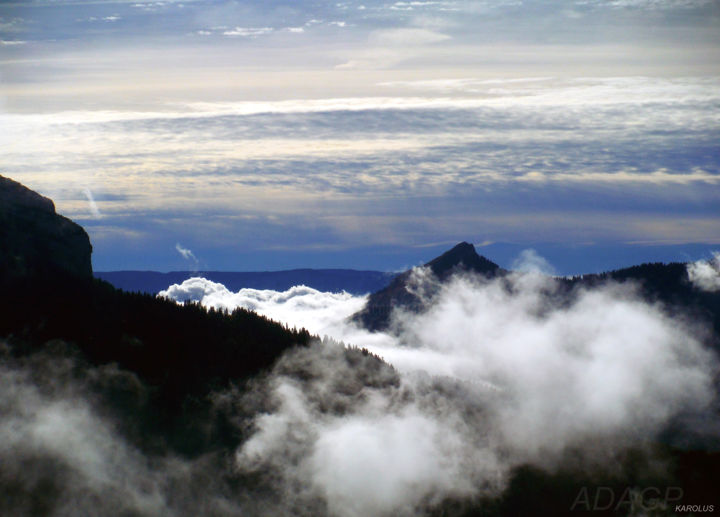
[
  {"x1": 2, "y1": 0, "x2": 718, "y2": 271},
  {"x1": 159, "y1": 277, "x2": 367, "y2": 334},
  {"x1": 3, "y1": 75, "x2": 719, "y2": 271}
]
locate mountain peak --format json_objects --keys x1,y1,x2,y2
[
  {"x1": 426, "y1": 241, "x2": 499, "y2": 279},
  {"x1": 352, "y1": 241, "x2": 502, "y2": 331}
]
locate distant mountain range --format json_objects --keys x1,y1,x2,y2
[{"x1": 95, "y1": 269, "x2": 395, "y2": 295}]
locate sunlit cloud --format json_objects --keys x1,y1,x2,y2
[
  {"x1": 3, "y1": 74, "x2": 718, "y2": 266},
  {"x1": 223, "y1": 27, "x2": 273, "y2": 38}
]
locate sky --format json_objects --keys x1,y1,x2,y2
[{"x1": 1, "y1": 0, "x2": 719, "y2": 274}]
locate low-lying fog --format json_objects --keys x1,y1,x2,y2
[{"x1": 2, "y1": 254, "x2": 718, "y2": 516}]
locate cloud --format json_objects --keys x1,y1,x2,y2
[
  {"x1": 369, "y1": 28, "x2": 450, "y2": 46},
  {"x1": 159, "y1": 278, "x2": 366, "y2": 334},
  {"x1": 0, "y1": 345, "x2": 269, "y2": 516},
  {"x1": 687, "y1": 252, "x2": 720, "y2": 292},
  {"x1": 0, "y1": 352, "x2": 170, "y2": 516},
  {"x1": 174, "y1": 243, "x2": 198, "y2": 263},
  {"x1": 2, "y1": 263, "x2": 718, "y2": 515},
  {"x1": 5, "y1": 76, "x2": 719, "y2": 262},
  {"x1": 511, "y1": 248, "x2": 557, "y2": 275},
  {"x1": 223, "y1": 27, "x2": 273, "y2": 37},
  {"x1": 81, "y1": 187, "x2": 102, "y2": 219},
  {"x1": 603, "y1": 0, "x2": 714, "y2": 9},
  {"x1": 161, "y1": 270, "x2": 719, "y2": 515},
  {"x1": 233, "y1": 342, "x2": 487, "y2": 517}
]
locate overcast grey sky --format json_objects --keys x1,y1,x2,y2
[{"x1": 1, "y1": 0, "x2": 719, "y2": 272}]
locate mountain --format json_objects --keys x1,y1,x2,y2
[
  {"x1": 564, "y1": 262, "x2": 720, "y2": 341},
  {"x1": 0, "y1": 174, "x2": 92, "y2": 280},
  {"x1": 2, "y1": 179, "x2": 720, "y2": 516},
  {"x1": 353, "y1": 241, "x2": 720, "y2": 343},
  {"x1": 353, "y1": 241, "x2": 504, "y2": 331},
  {"x1": 0, "y1": 177, "x2": 313, "y2": 455},
  {"x1": 96, "y1": 268, "x2": 395, "y2": 295},
  {"x1": 424, "y1": 241, "x2": 501, "y2": 280}
]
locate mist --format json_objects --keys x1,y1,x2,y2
[
  {"x1": 687, "y1": 252, "x2": 720, "y2": 292},
  {"x1": 0, "y1": 345, "x2": 202, "y2": 516},
  {"x1": 156, "y1": 265, "x2": 719, "y2": 516}
]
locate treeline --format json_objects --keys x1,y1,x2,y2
[
  {"x1": 563, "y1": 262, "x2": 720, "y2": 341},
  {"x1": 0, "y1": 272, "x2": 313, "y2": 455}
]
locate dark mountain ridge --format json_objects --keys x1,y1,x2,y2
[
  {"x1": 353, "y1": 241, "x2": 720, "y2": 346},
  {"x1": 557, "y1": 262, "x2": 719, "y2": 343},
  {"x1": 0, "y1": 175, "x2": 314, "y2": 455},
  {"x1": 353, "y1": 241, "x2": 505, "y2": 331},
  {"x1": 0, "y1": 175, "x2": 92, "y2": 280},
  {"x1": 425, "y1": 241, "x2": 501, "y2": 279}
]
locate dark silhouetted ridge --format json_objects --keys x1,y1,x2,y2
[
  {"x1": 426, "y1": 241, "x2": 500, "y2": 279},
  {"x1": 0, "y1": 176, "x2": 313, "y2": 455},
  {"x1": 0, "y1": 174, "x2": 92, "y2": 280},
  {"x1": 353, "y1": 242, "x2": 503, "y2": 331}
]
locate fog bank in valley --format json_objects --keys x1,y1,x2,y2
[{"x1": 156, "y1": 258, "x2": 719, "y2": 516}]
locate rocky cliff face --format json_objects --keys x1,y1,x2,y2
[{"x1": 0, "y1": 175, "x2": 92, "y2": 280}]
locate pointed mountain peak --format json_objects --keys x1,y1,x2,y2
[
  {"x1": 351, "y1": 241, "x2": 503, "y2": 331},
  {"x1": 425, "y1": 242, "x2": 499, "y2": 278}
]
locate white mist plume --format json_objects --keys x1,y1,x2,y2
[
  {"x1": 383, "y1": 272, "x2": 716, "y2": 458},
  {"x1": 0, "y1": 349, "x2": 268, "y2": 516},
  {"x1": 0, "y1": 356, "x2": 170, "y2": 515},
  {"x1": 233, "y1": 342, "x2": 501, "y2": 517},
  {"x1": 175, "y1": 243, "x2": 198, "y2": 264},
  {"x1": 170, "y1": 268, "x2": 718, "y2": 516},
  {"x1": 688, "y1": 252, "x2": 720, "y2": 292},
  {"x1": 81, "y1": 187, "x2": 101, "y2": 219},
  {"x1": 3, "y1": 258, "x2": 716, "y2": 516},
  {"x1": 511, "y1": 248, "x2": 556, "y2": 275}
]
